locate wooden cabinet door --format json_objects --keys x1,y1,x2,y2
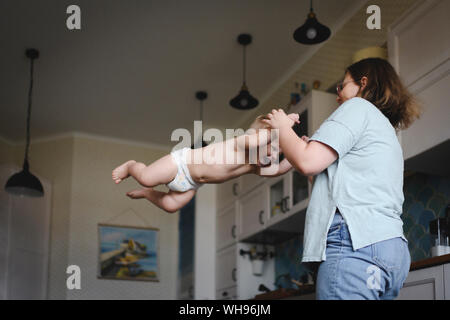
[
  {"x1": 216, "y1": 178, "x2": 240, "y2": 211},
  {"x1": 397, "y1": 265, "x2": 445, "y2": 300},
  {"x1": 216, "y1": 202, "x2": 237, "y2": 250},
  {"x1": 240, "y1": 174, "x2": 265, "y2": 196},
  {"x1": 388, "y1": 0, "x2": 450, "y2": 160},
  {"x1": 216, "y1": 245, "x2": 237, "y2": 291},
  {"x1": 444, "y1": 263, "x2": 450, "y2": 300},
  {"x1": 238, "y1": 184, "x2": 267, "y2": 240}
]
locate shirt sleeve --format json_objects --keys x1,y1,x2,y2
[{"x1": 309, "y1": 97, "x2": 369, "y2": 159}]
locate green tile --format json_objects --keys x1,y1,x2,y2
[{"x1": 427, "y1": 194, "x2": 446, "y2": 216}]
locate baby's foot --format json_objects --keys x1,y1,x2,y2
[
  {"x1": 112, "y1": 160, "x2": 136, "y2": 184},
  {"x1": 126, "y1": 187, "x2": 152, "y2": 199}
]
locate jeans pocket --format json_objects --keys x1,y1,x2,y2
[{"x1": 371, "y1": 237, "x2": 406, "y2": 272}]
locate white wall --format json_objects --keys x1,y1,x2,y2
[
  {"x1": 0, "y1": 135, "x2": 182, "y2": 299},
  {"x1": 194, "y1": 183, "x2": 217, "y2": 300},
  {"x1": 0, "y1": 137, "x2": 74, "y2": 299},
  {"x1": 66, "y1": 136, "x2": 178, "y2": 299},
  {"x1": 0, "y1": 164, "x2": 52, "y2": 299}
]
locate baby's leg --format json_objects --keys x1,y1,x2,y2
[
  {"x1": 127, "y1": 187, "x2": 196, "y2": 213},
  {"x1": 112, "y1": 154, "x2": 178, "y2": 187}
]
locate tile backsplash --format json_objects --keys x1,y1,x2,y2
[
  {"x1": 402, "y1": 172, "x2": 449, "y2": 261},
  {"x1": 274, "y1": 172, "x2": 450, "y2": 288}
]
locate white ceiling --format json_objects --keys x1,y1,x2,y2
[{"x1": 0, "y1": 0, "x2": 361, "y2": 148}]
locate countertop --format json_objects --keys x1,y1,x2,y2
[
  {"x1": 252, "y1": 284, "x2": 315, "y2": 300},
  {"x1": 409, "y1": 253, "x2": 450, "y2": 271},
  {"x1": 252, "y1": 253, "x2": 450, "y2": 300}
]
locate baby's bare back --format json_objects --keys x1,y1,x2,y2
[{"x1": 186, "y1": 137, "x2": 257, "y2": 184}]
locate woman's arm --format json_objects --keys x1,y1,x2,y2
[
  {"x1": 277, "y1": 127, "x2": 337, "y2": 175},
  {"x1": 261, "y1": 109, "x2": 338, "y2": 176},
  {"x1": 237, "y1": 113, "x2": 299, "y2": 151}
]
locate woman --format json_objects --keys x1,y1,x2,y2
[{"x1": 262, "y1": 57, "x2": 421, "y2": 299}]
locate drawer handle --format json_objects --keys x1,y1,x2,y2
[
  {"x1": 222, "y1": 291, "x2": 228, "y2": 297},
  {"x1": 258, "y1": 210, "x2": 264, "y2": 225},
  {"x1": 281, "y1": 196, "x2": 290, "y2": 213},
  {"x1": 232, "y1": 268, "x2": 237, "y2": 282},
  {"x1": 232, "y1": 183, "x2": 239, "y2": 196},
  {"x1": 231, "y1": 225, "x2": 236, "y2": 239}
]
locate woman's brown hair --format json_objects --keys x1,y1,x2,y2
[{"x1": 345, "y1": 57, "x2": 422, "y2": 131}]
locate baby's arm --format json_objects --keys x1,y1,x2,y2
[
  {"x1": 236, "y1": 129, "x2": 272, "y2": 151},
  {"x1": 255, "y1": 157, "x2": 293, "y2": 177},
  {"x1": 236, "y1": 112, "x2": 299, "y2": 152}
]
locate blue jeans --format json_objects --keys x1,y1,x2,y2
[{"x1": 316, "y1": 211, "x2": 411, "y2": 300}]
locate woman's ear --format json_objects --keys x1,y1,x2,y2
[{"x1": 360, "y1": 76, "x2": 368, "y2": 90}]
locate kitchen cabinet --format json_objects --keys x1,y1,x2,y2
[
  {"x1": 388, "y1": 0, "x2": 450, "y2": 160},
  {"x1": 266, "y1": 175, "x2": 289, "y2": 224},
  {"x1": 216, "y1": 244, "x2": 237, "y2": 292},
  {"x1": 444, "y1": 264, "x2": 450, "y2": 299},
  {"x1": 265, "y1": 169, "x2": 310, "y2": 229},
  {"x1": 216, "y1": 177, "x2": 241, "y2": 211},
  {"x1": 240, "y1": 173, "x2": 265, "y2": 196},
  {"x1": 287, "y1": 89, "x2": 338, "y2": 137},
  {"x1": 397, "y1": 264, "x2": 447, "y2": 300},
  {"x1": 289, "y1": 170, "x2": 310, "y2": 214},
  {"x1": 237, "y1": 184, "x2": 267, "y2": 241},
  {"x1": 216, "y1": 201, "x2": 238, "y2": 251}
]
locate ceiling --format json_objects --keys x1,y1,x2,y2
[{"x1": 0, "y1": 0, "x2": 363, "y2": 148}]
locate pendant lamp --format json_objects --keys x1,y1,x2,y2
[
  {"x1": 293, "y1": 0, "x2": 331, "y2": 45},
  {"x1": 229, "y1": 34, "x2": 259, "y2": 110},
  {"x1": 191, "y1": 91, "x2": 209, "y2": 149},
  {"x1": 5, "y1": 48, "x2": 44, "y2": 197}
]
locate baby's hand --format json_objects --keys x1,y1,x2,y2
[
  {"x1": 262, "y1": 109, "x2": 300, "y2": 129},
  {"x1": 301, "y1": 135, "x2": 310, "y2": 143},
  {"x1": 287, "y1": 113, "x2": 300, "y2": 126}
]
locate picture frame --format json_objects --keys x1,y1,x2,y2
[{"x1": 97, "y1": 223, "x2": 160, "y2": 282}]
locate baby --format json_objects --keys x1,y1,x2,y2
[{"x1": 112, "y1": 113, "x2": 300, "y2": 213}]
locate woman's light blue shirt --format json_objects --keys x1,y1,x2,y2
[{"x1": 301, "y1": 97, "x2": 407, "y2": 262}]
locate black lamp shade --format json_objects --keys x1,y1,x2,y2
[
  {"x1": 229, "y1": 88, "x2": 259, "y2": 110},
  {"x1": 5, "y1": 161, "x2": 44, "y2": 197},
  {"x1": 293, "y1": 13, "x2": 331, "y2": 45},
  {"x1": 5, "y1": 48, "x2": 44, "y2": 197},
  {"x1": 230, "y1": 33, "x2": 259, "y2": 110}
]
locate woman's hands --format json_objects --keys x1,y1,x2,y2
[{"x1": 261, "y1": 109, "x2": 300, "y2": 129}]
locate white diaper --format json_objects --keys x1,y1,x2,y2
[{"x1": 166, "y1": 147, "x2": 203, "y2": 192}]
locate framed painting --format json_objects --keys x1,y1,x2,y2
[{"x1": 98, "y1": 224, "x2": 159, "y2": 282}]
